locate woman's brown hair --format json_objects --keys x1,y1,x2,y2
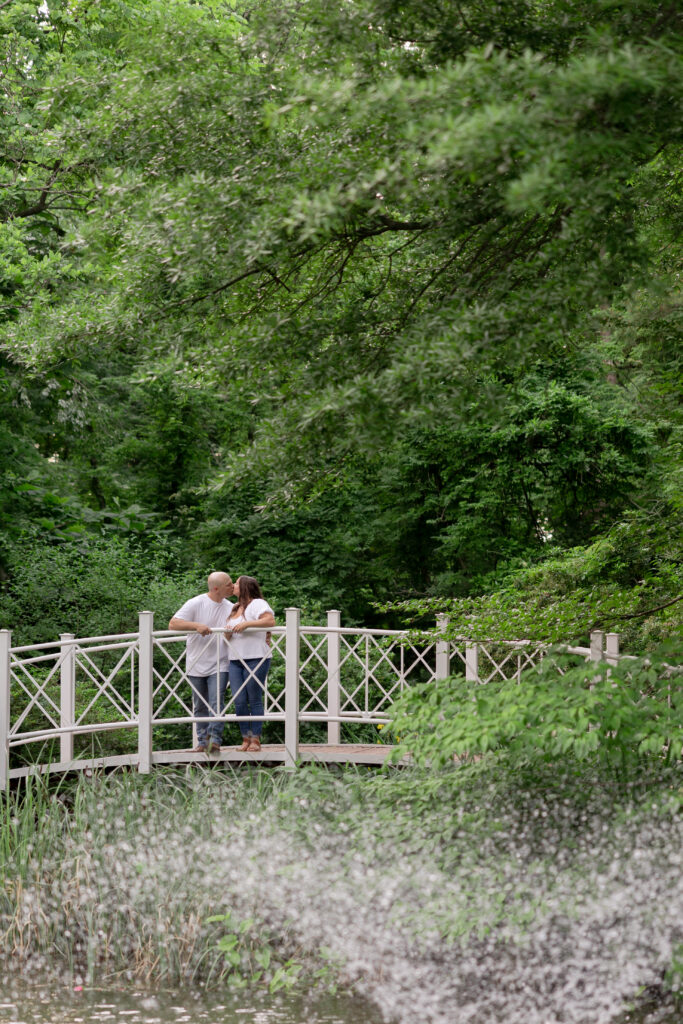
[{"x1": 230, "y1": 575, "x2": 264, "y2": 615}]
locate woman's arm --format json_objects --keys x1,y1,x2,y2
[{"x1": 229, "y1": 611, "x2": 275, "y2": 633}]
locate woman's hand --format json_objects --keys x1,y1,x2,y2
[{"x1": 225, "y1": 613, "x2": 275, "y2": 637}]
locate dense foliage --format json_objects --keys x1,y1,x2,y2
[
  {"x1": 0, "y1": 0, "x2": 681, "y2": 650},
  {"x1": 390, "y1": 642, "x2": 683, "y2": 769}
]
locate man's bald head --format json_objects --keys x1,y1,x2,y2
[{"x1": 207, "y1": 571, "x2": 233, "y2": 598}]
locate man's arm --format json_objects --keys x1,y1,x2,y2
[{"x1": 168, "y1": 617, "x2": 211, "y2": 636}]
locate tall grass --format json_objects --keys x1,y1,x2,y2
[{"x1": 0, "y1": 767, "x2": 307, "y2": 988}]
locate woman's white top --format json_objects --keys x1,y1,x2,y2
[{"x1": 226, "y1": 598, "x2": 274, "y2": 661}]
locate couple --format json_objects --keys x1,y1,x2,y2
[{"x1": 169, "y1": 572, "x2": 275, "y2": 753}]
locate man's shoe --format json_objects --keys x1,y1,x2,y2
[
  {"x1": 193, "y1": 744, "x2": 207, "y2": 753},
  {"x1": 207, "y1": 742, "x2": 221, "y2": 754}
]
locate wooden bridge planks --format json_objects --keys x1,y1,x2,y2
[{"x1": 8, "y1": 743, "x2": 404, "y2": 780}]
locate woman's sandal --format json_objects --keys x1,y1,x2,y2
[
  {"x1": 247, "y1": 737, "x2": 261, "y2": 752},
  {"x1": 240, "y1": 738, "x2": 251, "y2": 751}
]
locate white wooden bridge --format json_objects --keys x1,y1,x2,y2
[{"x1": 0, "y1": 609, "x2": 620, "y2": 783}]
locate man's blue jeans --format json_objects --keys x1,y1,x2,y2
[
  {"x1": 228, "y1": 659, "x2": 271, "y2": 738},
  {"x1": 188, "y1": 671, "x2": 229, "y2": 746}
]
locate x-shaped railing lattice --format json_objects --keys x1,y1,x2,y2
[
  {"x1": 263, "y1": 633, "x2": 286, "y2": 715},
  {"x1": 299, "y1": 633, "x2": 330, "y2": 714},
  {"x1": 447, "y1": 645, "x2": 468, "y2": 673},
  {"x1": 338, "y1": 634, "x2": 437, "y2": 715},
  {"x1": 151, "y1": 637, "x2": 196, "y2": 719},
  {"x1": 9, "y1": 654, "x2": 62, "y2": 735},
  {"x1": 478, "y1": 643, "x2": 545, "y2": 684},
  {"x1": 73, "y1": 643, "x2": 136, "y2": 725},
  {"x1": 150, "y1": 632, "x2": 289, "y2": 722}
]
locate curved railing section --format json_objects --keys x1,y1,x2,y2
[{"x1": 0, "y1": 609, "x2": 619, "y2": 783}]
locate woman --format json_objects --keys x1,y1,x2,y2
[{"x1": 225, "y1": 576, "x2": 276, "y2": 752}]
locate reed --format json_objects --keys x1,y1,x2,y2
[{"x1": 0, "y1": 767, "x2": 308, "y2": 988}]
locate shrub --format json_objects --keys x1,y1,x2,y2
[
  {"x1": 389, "y1": 642, "x2": 683, "y2": 771},
  {"x1": 0, "y1": 536, "x2": 202, "y2": 644}
]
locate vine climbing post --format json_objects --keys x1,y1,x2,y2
[
  {"x1": 606, "y1": 633, "x2": 620, "y2": 666},
  {"x1": 465, "y1": 642, "x2": 479, "y2": 684},
  {"x1": 590, "y1": 630, "x2": 605, "y2": 663}
]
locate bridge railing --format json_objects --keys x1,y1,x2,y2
[{"x1": 0, "y1": 610, "x2": 619, "y2": 783}]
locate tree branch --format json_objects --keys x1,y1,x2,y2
[
  {"x1": 15, "y1": 160, "x2": 62, "y2": 218},
  {"x1": 405, "y1": 226, "x2": 480, "y2": 317},
  {"x1": 593, "y1": 593, "x2": 683, "y2": 627},
  {"x1": 376, "y1": 213, "x2": 432, "y2": 232}
]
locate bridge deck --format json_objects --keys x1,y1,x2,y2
[
  {"x1": 158, "y1": 743, "x2": 402, "y2": 766},
  {"x1": 8, "y1": 744, "x2": 404, "y2": 781}
]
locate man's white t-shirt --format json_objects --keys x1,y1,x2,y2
[
  {"x1": 173, "y1": 594, "x2": 233, "y2": 676},
  {"x1": 225, "y1": 598, "x2": 274, "y2": 661}
]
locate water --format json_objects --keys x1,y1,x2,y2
[
  {"x1": 0, "y1": 985, "x2": 382, "y2": 1024},
  {"x1": 0, "y1": 986, "x2": 680, "y2": 1024}
]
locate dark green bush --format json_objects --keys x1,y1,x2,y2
[{"x1": 0, "y1": 536, "x2": 203, "y2": 644}]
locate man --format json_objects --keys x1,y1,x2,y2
[{"x1": 169, "y1": 571, "x2": 234, "y2": 754}]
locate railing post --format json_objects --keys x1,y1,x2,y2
[
  {"x1": 605, "y1": 632, "x2": 620, "y2": 667},
  {"x1": 138, "y1": 611, "x2": 154, "y2": 773},
  {"x1": 327, "y1": 610, "x2": 341, "y2": 746},
  {"x1": 60, "y1": 633, "x2": 75, "y2": 765},
  {"x1": 435, "y1": 615, "x2": 450, "y2": 680},
  {"x1": 0, "y1": 630, "x2": 10, "y2": 790},
  {"x1": 465, "y1": 642, "x2": 479, "y2": 684},
  {"x1": 590, "y1": 630, "x2": 604, "y2": 664},
  {"x1": 284, "y1": 607, "x2": 300, "y2": 768}
]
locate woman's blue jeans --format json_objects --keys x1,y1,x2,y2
[
  {"x1": 228, "y1": 658, "x2": 271, "y2": 738},
  {"x1": 188, "y1": 671, "x2": 229, "y2": 746}
]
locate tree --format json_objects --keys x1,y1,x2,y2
[{"x1": 0, "y1": 0, "x2": 681, "y2": 642}]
